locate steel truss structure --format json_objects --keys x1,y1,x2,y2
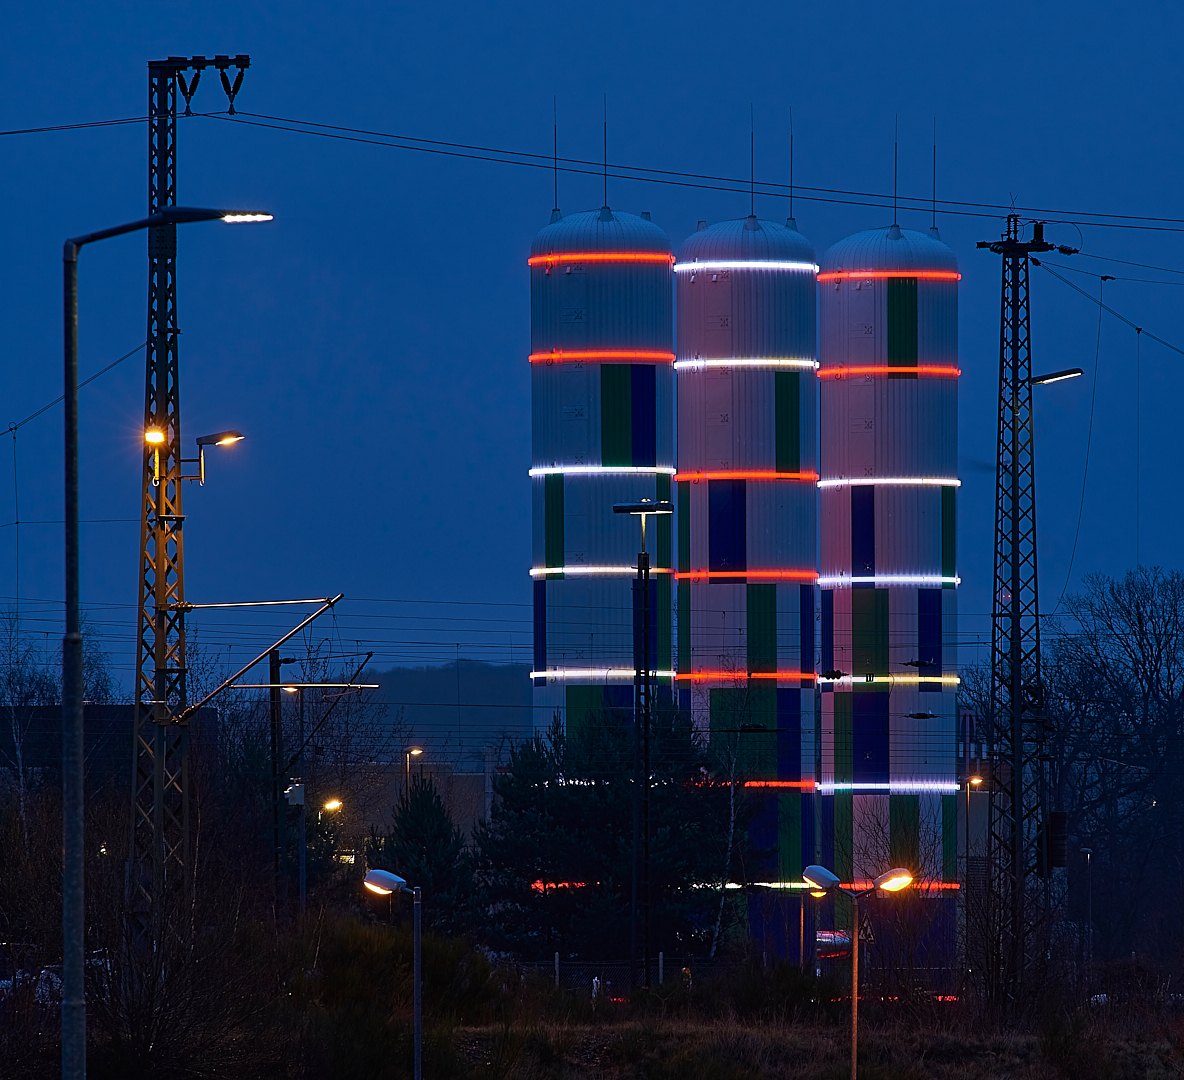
[
  {"x1": 977, "y1": 214, "x2": 1054, "y2": 1006},
  {"x1": 128, "y1": 55, "x2": 250, "y2": 937}
]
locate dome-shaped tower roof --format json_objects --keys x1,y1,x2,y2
[
  {"x1": 820, "y1": 224, "x2": 958, "y2": 275},
  {"x1": 530, "y1": 207, "x2": 672, "y2": 258},
  {"x1": 676, "y1": 214, "x2": 816, "y2": 265}
]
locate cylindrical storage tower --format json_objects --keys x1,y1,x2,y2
[
  {"x1": 817, "y1": 224, "x2": 960, "y2": 903},
  {"x1": 674, "y1": 215, "x2": 819, "y2": 909},
  {"x1": 530, "y1": 207, "x2": 675, "y2": 733}
]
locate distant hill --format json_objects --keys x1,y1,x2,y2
[{"x1": 368, "y1": 661, "x2": 536, "y2": 771}]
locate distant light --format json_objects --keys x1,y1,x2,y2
[
  {"x1": 323, "y1": 798, "x2": 342, "y2": 812},
  {"x1": 222, "y1": 213, "x2": 273, "y2": 223},
  {"x1": 817, "y1": 270, "x2": 961, "y2": 282},
  {"x1": 1031, "y1": 368, "x2": 1084, "y2": 385},
  {"x1": 818, "y1": 477, "x2": 960, "y2": 489},
  {"x1": 969, "y1": 775, "x2": 984, "y2": 786},
  {"x1": 874, "y1": 869, "x2": 914, "y2": 893},
  {"x1": 283, "y1": 686, "x2": 298, "y2": 694},
  {"x1": 408, "y1": 747, "x2": 423, "y2": 757},
  {"x1": 144, "y1": 429, "x2": 165, "y2": 445}
]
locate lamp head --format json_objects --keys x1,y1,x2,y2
[
  {"x1": 323, "y1": 798, "x2": 342, "y2": 812},
  {"x1": 873, "y1": 868, "x2": 913, "y2": 893},
  {"x1": 144, "y1": 428, "x2": 165, "y2": 445},
  {"x1": 196, "y1": 430, "x2": 245, "y2": 447},
  {"x1": 969, "y1": 775, "x2": 983, "y2": 786},
  {"x1": 1030, "y1": 368, "x2": 1083, "y2": 386},
  {"x1": 803, "y1": 864, "x2": 841, "y2": 894},
  {"x1": 364, "y1": 868, "x2": 406, "y2": 896},
  {"x1": 407, "y1": 747, "x2": 424, "y2": 756},
  {"x1": 613, "y1": 499, "x2": 674, "y2": 516}
]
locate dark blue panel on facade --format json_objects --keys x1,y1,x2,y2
[
  {"x1": 708, "y1": 479, "x2": 747, "y2": 574},
  {"x1": 678, "y1": 688, "x2": 691, "y2": 719},
  {"x1": 604, "y1": 684, "x2": 634, "y2": 725},
  {"x1": 799, "y1": 584, "x2": 814, "y2": 682},
  {"x1": 851, "y1": 486, "x2": 875, "y2": 584},
  {"x1": 853, "y1": 692, "x2": 890, "y2": 783},
  {"x1": 750, "y1": 793, "x2": 778, "y2": 879},
  {"x1": 632, "y1": 577, "x2": 659, "y2": 673},
  {"x1": 777, "y1": 689, "x2": 801, "y2": 781},
  {"x1": 801, "y1": 792, "x2": 815, "y2": 883},
  {"x1": 821, "y1": 590, "x2": 834, "y2": 689},
  {"x1": 918, "y1": 588, "x2": 943, "y2": 693},
  {"x1": 821, "y1": 796, "x2": 834, "y2": 878},
  {"x1": 630, "y1": 364, "x2": 657, "y2": 467},
  {"x1": 533, "y1": 580, "x2": 546, "y2": 686}
]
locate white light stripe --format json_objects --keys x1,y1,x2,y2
[
  {"x1": 818, "y1": 781, "x2": 960, "y2": 794},
  {"x1": 674, "y1": 260, "x2": 819, "y2": 273},
  {"x1": 529, "y1": 465, "x2": 677, "y2": 477},
  {"x1": 724, "y1": 881, "x2": 813, "y2": 890},
  {"x1": 818, "y1": 476, "x2": 961, "y2": 489},
  {"x1": 530, "y1": 566, "x2": 674, "y2": 577},
  {"x1": 530, "y1": 668, "x2": 676, "y2": 681},
  {"x1": 675, "y1": 358, "x2": 818, "y2": 371},
  {"x1": 822, "y1": 673, "x2": 962, "y2": 687},
  {"x1": 818, "y1": 574, "x2": 960, "y2": 588}
]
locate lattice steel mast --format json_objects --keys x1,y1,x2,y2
[
  {"x1": 977, "y1": 215, "x2": 1053, "y2": 1006},
  {"x1": 129, "y1": 55, "x2": 249, "y2": 932}
]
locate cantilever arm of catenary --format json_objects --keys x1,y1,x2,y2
[{"x1": 176, "y1": 593, "x2": 345, "y2": 723}]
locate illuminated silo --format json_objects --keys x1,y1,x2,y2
[
  {"x1": 530, "y1": 207, "x2": 675, "y2": 732},
  {"x1": 817, "y1": 224, "x2": 960, "y2": 899},
  {"x1": 674, "y1": 214, "x2": 819, "y2": 910}
]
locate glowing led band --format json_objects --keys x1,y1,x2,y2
[
  {"x1": 528, "y1": 251, "x2": 674, "y2": 266},
  {"x1": 529, "y1": 465, "x2": 676, "y2": 477},
  {"x1": 723, "y1": 882, "x2": 815, "y2": 890},
  {"x1": 818, "y1": 781, "x2": 960, "y2": 794},
  {"x1": 674, "y1": 260, "x2": 819, "y2": 273},
  {"x1": 529, "y1": 667, "x2": 675, "y2": 681},
  {"x1": 743, "y1": 780, "x2": 816, "y2": 790},
  {"x1": 818, "y1": 477, "x2": 960, "y2": 489},
  {"x1": 818, "y1": 574, "x2": 960, "y2": 588},
  {"x1": 675, "y1": 569, "x2": 818, "y2": 582},
  {"x1": 674, "y1": 358, "x2": 818, "y2": 371},
  {"x1": 675, "y1": 670, "x2": 816, "y2": 682},
  {"x1": 676, "y1": 470, "x2": 819, "y2": 483},
  {"x1": 817, "y1": 270, "x2": 961, "y2": 282},
  {"x1": 529, "y1": 349, "x2": 675, "y2": 364},
  {"x1": 817, "y1": 365, "x2": 961, "y2": 379},
  {"x1": 530, "y1": 565, "x2": 674, "y2": 578},
  {"x1": 822, "y1": 674, "x2": 961, "y2": 687}
]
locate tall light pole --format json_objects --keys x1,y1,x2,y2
[
  {"x1": 365, "y1": 869, "x2": 421, "y2": 1080},
  {"x1": 1081, "y1": 846, "x2": 1093, "y2": 977},
  {"x1": 61, "y1": 204, "x2": 270, "y2": 1080},
  {"x1": 406, "y1": 746, "x2": 424, "y2": 801},
  {"x1": 804, "y1": 865, "x2": 913, "y2": 1080},
  {"x1": 614, "y1": 498, "x2": 672, "y2": 991}
]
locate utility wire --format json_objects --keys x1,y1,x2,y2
[{"x1": 7, "y1": 341, "x2": 145, "y2": 434}]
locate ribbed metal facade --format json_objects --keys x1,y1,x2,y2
[
  {"x1": 530, "y1": 207, "x2": 675, "y2": 731},
  {"x1": 675, "y1": 215, "x2": 819, "y2": 894},
  {"x1": 817, "y1": 224, "x2": 960, "y2": 896}
]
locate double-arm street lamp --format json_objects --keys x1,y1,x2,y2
[
  {"x1": 803, "y1": 864, "x2": 913, "y2": 1080},
  {"x1": 365, "y1": 869, "x2": 422, "y2": 1080},
  {"x1": 61, "y1": 205, "x2": 271, "y2": 1080}
]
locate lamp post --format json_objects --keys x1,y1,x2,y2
[
  {"x1": 966, "y1": 773, "x2": 983, "y2": 875},
  {"x1": 406, "y1": 746, "x2": 424, "y2": 800},
  {"x1": 365, "y1": 869, "x2": 421, "y2": 1080},
  {"x1": 613, "y1": 498, "x2": 673, "y2": 991},
  {"x1": 283, "y1": 686, "x2": 307, "y2": 915},
  {"x1": 61, "y1": 205, "x2": 270, "y2": 1080},
  {"x1": 1081, "y1": 847, "x2": 1093, "y2": 975},
  {"x1": 803, "y1": 864, "x2": 913, "y2": 1080}
]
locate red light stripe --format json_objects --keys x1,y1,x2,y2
[
  {"x1": 817, "y1": 270, "x2": 961, "y2": 283},
  {"x1": 674, "y1": 569, "x2": 818, "y2": 582},
  {"x1": 743, "y1": 780, "x2": 817, "y2": 790},
  {"x1": 675, "y1": 470, "x2": 819, "y2": 482},
  {"x1": 528, "y1": 251, "x2": 674, "y2": 266},
  {"x1": 675, "y1": 670, "x2": 816, "y2": 682},
  {"x1": 529, "y1": 349, "x2": 675, "y2": 365},
  {"x1": 817, "y1": 365, "x2": 961, "y2": 379}
]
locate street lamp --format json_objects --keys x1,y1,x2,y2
[
  {"x1": 803, "y1": 864, "x2": 913, "y2": 1080},
  {"x1": 1030, "y1": 368, "x2": 1083, "y2": 386},
  {"x1": 364, "y1": 869, "x2": 422, "y2": 1080},
  {"x1": 405, "y1": 746, "x2": 424, "y2": 800},
  {"x1": 613, "y1": 497, "x2": 673, "y2": 991},
  {"x1": 1081, "y1": 847, "x2": 1093, "y2": 973},
  {"x1": 60, "y1": 204, "x2": 271, "y2": 1080},
  {"x1": 966, "y1": 774, "x2": 983, "y2": 879}
]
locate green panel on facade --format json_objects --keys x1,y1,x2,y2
[
  {"x1": 544, "y1": 473, "x2": 564, "y2": 572},
  {"x1": 834, "y1": 795, "x2": 854, "y2": 883},
  {"x1": 852, "y1": 588, "x2": 889, "y2": 680},
  {"x1": 565, "y1": 684, "x2": 603, "y2": 740},
  {"x1": 890, "y1": 794, "x2": 920, "y2": 871},
  {"x1": 601, "y1": 365, "x2": 632, "y2": 465},
  {"x1": 887, "y1": 277, "x2": 918, "y2": 369},
  {"x1": 678, "y1": 579, "x2": 690, "y2": 673},
  {"x1": 775, "y1": 371, "x2": 801, "y2": 473},
  {"x1": 677, "y1": 480, "x2": 690, "y2": 572},
  {"x1": 778, "y1": 793, "x2": 802, "y2": 882},
  {"x1": 710, "y1": 687, "x2": 775, "y2": 778},
  {"x1": 656, "y1": 575, "x2": 672, "y2": 672},
  {"x1": 747, "y1": 584, "x2": 777, "y2": 674},
  {"x1": 942, "y1": 486, "x2": 956, "y2": 586},
  {"x1": 834, "y1": 693, "x2": 853, "y2": 784},
  {"x1": 657, "y1": 473, "x2": 672, "y2": 569},
  {"x1": 942, "y1": 793, "x2": 958, "y2": 882}
]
